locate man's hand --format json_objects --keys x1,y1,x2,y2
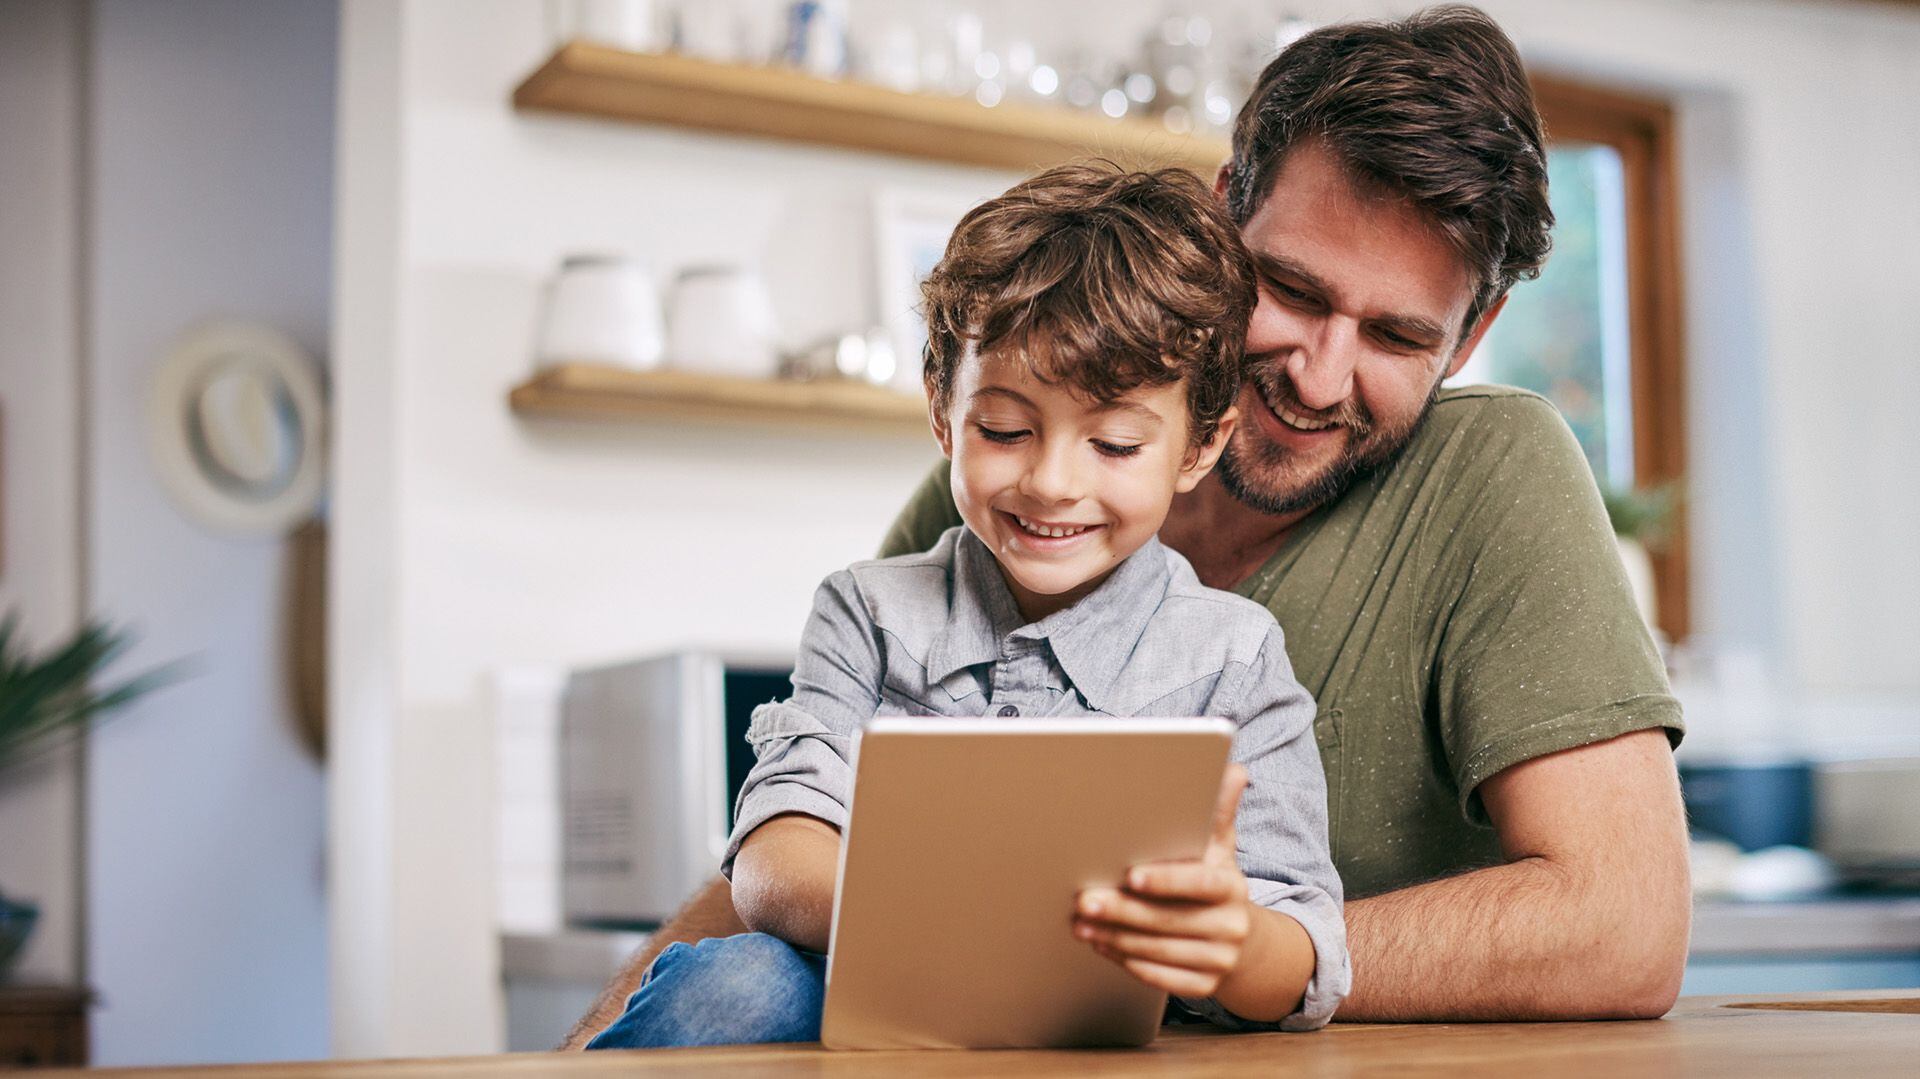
[{"x1": 1072, "y1": 765, "x2": 1255, "y2": 998}]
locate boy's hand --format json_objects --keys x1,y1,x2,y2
[{"x1": 1072, "y1": 764, "x2": 1253, "y2": 998}]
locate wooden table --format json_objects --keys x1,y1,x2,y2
[{"x1": 65, "y1": 991, "x2": 1920, "y2": 1077}]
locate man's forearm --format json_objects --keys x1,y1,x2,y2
[
  {"x1": 556, "y1": 876, "x2": 746, "y2": 1050},
  {"x1": 1338, "y1": 855, "x2": 1690, "y2": 1022}
]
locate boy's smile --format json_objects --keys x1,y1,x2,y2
[{"x1": 932, "y1": 347, "x2": 1235, "y2": 623}]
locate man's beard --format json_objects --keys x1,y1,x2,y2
[{"x1": 1216, "y1": 366, "x2": 1443, "y2": 517}]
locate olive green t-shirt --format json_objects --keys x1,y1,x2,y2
[{"x1": 877, "y1": 385, "x2": 1683, "y2": 899}]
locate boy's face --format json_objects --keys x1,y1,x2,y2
[{"x1": 931, "y1": 348, "x2": 1236, "y2": 622}]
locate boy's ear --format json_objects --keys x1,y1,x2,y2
[
  {"x1": 1176, "y1": 407, "x2": 1238, "y2": 494},
  {"x1": 929, "y1": 397, "x2": 955, "y2": 459}
]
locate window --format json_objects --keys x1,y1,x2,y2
[{"x1": 1451, "y1": 75, "x2": 1689, "y2": 640}]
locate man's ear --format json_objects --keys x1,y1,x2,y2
[
  {"x1": 1213, "y1": 164, "x2": 1233, "y2": 201},
  {"x1": 1446, "y1": 294, "x2": 1509, "y2": 380},
  {"x1": 1176, "y1": 407, "x2": 1238, "y2": 494},
  {"x1": 929, "y1": 397, "x2": 955, "y2": 460}
]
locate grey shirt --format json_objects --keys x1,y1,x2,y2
[{"x1": 726, "y1": 525, "x2": 1349, "y2": 1031}]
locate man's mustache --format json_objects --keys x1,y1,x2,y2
[{"x1": 1247, "y1": 362, "x2": 1375, "y2": 438}]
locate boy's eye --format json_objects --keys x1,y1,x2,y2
[
  {"x1": 975, "y1": 424, "x2": 1028, "y2": 444},
  {"x1": 1093, "y1": 440, "x2": 1142, "y2": 458}
]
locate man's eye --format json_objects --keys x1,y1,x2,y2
[
  {"x1": 1269, "y1": 279, "x2": 1320, "y2": 308},
  {"x1": 975, "y1": 425, "x2": 1028, "y2": 444},
  {"x1": 1093, "y1": 440, "x2": 1142, "y2": 458}
]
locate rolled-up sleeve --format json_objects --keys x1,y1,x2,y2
[
  {"x1": 1180, "y1": 623, "x2": 1350, "y2": 1032},
  {"x1": 722, "y1": 570, "x2": 883, "y2": 877}
]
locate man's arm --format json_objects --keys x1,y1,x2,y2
[
  {"x1": 556, "y1": 877, "x2": 746, "y2": 1050},
  {"x1": 1338, "y1": 728, "x2": 1691, "y2": 1022}
]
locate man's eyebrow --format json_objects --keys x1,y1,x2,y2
[
  {"x1": 1252, "y1": 252, "x2": 1448, "y2": 344},
  {"x1": 1251, "y1": 252, "x2": 1331, "y2": 296}
]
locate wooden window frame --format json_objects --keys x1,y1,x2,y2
[{"x1": 1529, "y1": 73, "x2": 1691, "y2": 642}]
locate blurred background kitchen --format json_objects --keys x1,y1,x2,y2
[{"x1": 0, "y1": 0, "x2": 1916, "y2": 1068}]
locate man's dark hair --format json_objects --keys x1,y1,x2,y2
[
  {"x1": 1224, "y1": 4, "x2": 1553, "y2": 336},
  {"x1": 922, "y1": 162, "x2": 1254, "y2": 447}
]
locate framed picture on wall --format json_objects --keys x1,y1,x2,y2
[{"x1": 872, "y1": 187, "x2": 985, "y2": 398}]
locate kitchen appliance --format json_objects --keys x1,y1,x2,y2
[
  {"x1": 1816, "y1": 757, "x2": 1920, "y2": 886},
  {"x1": 1679, "y1": 757, "x2": 1814, "y2": 852},
  {"x1": 560, "y1": 650, "x2": 792, "y2": 927}
]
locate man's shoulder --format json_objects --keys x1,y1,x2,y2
[
  {"x1": 1393, "y1": 383, "x2": 1590, "y2": 491},
  {"x1": 1423, "y1": 383, "x2": 1570, "y2": 441}
]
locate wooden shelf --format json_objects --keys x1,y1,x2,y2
[
  {"x1": 512, "y1": 42, "x2": 1233, "y2": 174},
  {"x1": 509, "y1": 363, "x2": 931, "y2": 435}
]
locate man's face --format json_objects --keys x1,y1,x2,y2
[{"x1": 1216, "y1": 140, "x2": 1500, "y2": 516}]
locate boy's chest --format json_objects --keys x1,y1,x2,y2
[{"x1": 872, "y1": 638, "x2": 1227, "y2": 721}]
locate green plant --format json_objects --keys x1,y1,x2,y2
[
  {"x1": 1600, "y1": 483, "x2": 1677, "y2": 548},
  {"x1": 0, "y1": 613, "x2": 178, "y2": 776}
]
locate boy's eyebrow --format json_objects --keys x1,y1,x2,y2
[
  {"x1": 968, "y1": 386, "x2": 1036, "y2": 409},
  {"x1": 1251, "y1": 251, "x2": 1448, "y2": 344},
  {"x1": 972, "y1": 386, "x2": 1164, "y2": 427},
  {"x1": 1089, "y1": 399, "x2": 1164, "y2": 425}
]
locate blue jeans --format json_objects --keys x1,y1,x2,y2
[{"x1": 584, "y1": 932, "x2": 827, "y2": 1049}]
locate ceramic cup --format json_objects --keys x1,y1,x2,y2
[
  {"x1": 536, "y1": 254, "x2": 664, "y2": 369},
  {"x1": 666, "y1": 265, "x2": 779, "y2": 378}
]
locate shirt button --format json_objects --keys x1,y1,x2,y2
[{"x1": 997, "y1": 705, "x2": 1020, "y2": 717}]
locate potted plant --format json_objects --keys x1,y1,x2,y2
[
  {"x1": 1600, "y1": 483, "x2": 1676, "y2": 630},
  {"x1": 0, "y1": 614, "x2": 176, "y2": 977}
]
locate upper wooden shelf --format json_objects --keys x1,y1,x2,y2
[
  {"x1": 512, "y1": 42, "x2": 1233, "y2": 174},
  {"x1": 510, "y1": 363, "x2": 932, "y2": 436}
]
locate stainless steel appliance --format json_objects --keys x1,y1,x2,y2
[{"x1": 560, "y1": 650, "x2": 793, "y2": 927}]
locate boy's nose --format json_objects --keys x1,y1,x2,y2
[{"x1": 1020, "y1": 443, "x2": 1087, "y2": 505}]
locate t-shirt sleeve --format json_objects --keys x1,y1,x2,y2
[
  {"x1": 877, "y1": 459, "x2": 962, "y2": 559},
  {"x1": 1181, "y1": 622, "x2": 1350, "y2": 1032},
  {"x1": 722, "y1": 569, "x2": 882, "y2": 877},
  {"x1": 1422, "y1": 394, "x2": 1684, "y2": 824}
]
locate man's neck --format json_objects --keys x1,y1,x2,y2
[{"x1": 1160, "y1": 475, "x2": 1317, "y2": 592}]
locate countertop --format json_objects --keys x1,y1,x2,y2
[
  {"x1": 1690, "y1": 895, "x2": 1920, "y2": 957},
  {"x1": 500, "y1": 896, "x2": 1920, "y2": 983},
  {"x1": 64, "y1": 990, "x2": 1920, "y2": 1076}
]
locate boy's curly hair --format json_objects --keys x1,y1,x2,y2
[{"x1": 920, "y1": 162, "x2": 1254, "y2": 447}]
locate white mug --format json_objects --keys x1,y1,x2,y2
[
  {"x1": 536, "y1": 254, "x2": 664, "y2": 369},
  {"x1": 666, "y1": 266, "x2": 779, "y2": 379}
]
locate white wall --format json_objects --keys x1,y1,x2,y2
[
  {"x1": 0, "y1": 0, "x2": 86, "y2": 987},
  {"x1": 83, "y1": 0, "x2": 335, "y2": 1066},
  {"x1": 331, "y1": 0, "x2": 1920, "y2": 1056}
]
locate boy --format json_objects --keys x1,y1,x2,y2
[{"x1": 587, "y1": 163, "x2": 1347, "y2": 1049}]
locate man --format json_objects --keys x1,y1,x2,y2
[{"x1": 564, "y1": 5, "x2": 1688, "y2": 1046}]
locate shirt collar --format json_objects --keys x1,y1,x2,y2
[{"x1": 925, "y1": 527, "x2": 1172, "y2": 713}]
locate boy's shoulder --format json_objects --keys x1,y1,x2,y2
[
  {"x1": 1142, "y1": 544, "x2": 1284, "y2": 663},
  {"x1": 824, "y1": 525, "x2": 969, "y2": 644}
]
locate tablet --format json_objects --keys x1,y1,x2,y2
[{"x1": 819, "y1": 717, "x2": 1234, "y2": 1050}]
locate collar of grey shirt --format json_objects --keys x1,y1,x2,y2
[{"x1": 920, "y1": 527, "x2": 1173, "y2": 714}]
